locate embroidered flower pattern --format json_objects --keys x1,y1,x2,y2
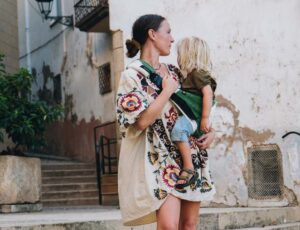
[
  {"x1": 199, "y1": 149, "x2": 208, "y2": 168},
  {"x1": 164, "y1": 107, "x2": 179, "y2": 131},
  {"x1": 192, "y1": 153, "x2": 201, "y2": 169},
  {"x1": 151, "y1": 119, "x2": 178, "y2": 160},
  {"x1": 188, "y1": 136, "x2": 198, "y2": 150},
  {"x1": 148, "y1": 151, "x2": 159, "y2": 165},
  {"x1": 154, "y1": 188, "x2": 168, "y2": 200},
  {"x1": 199, "y1": 176, "x2": 213, "y2": 193},
  {"x1": 120, "y1": 93, "x2": 142, "y2": 112},
  {"x1": 162, "y1": 165, "x2": 180, "y2": 188}
]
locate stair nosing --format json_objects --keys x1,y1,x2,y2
[
  {"x1": 42, "y1": 197, "x2": 100, "y2": 202},
  {"x1": 42, "y1": 175, "x2": 97, "y2": 179},
  {"x1": 42, "y1": 189, "x2": 99, "y2": 194},
  {"x1": 42, "y1": 182, "x2": 98, "y2": 186},
  {"x1": 42, "y1": 169, "x2": 97, "y2": 172}
]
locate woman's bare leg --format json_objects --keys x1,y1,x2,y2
[
  {"x1": 179, "y1": 200, "x2": 201, "y2": 230},
  {"x1": 156, "y1": 194, "x2": 181, "y2": 230}
]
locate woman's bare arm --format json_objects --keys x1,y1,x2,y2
[{"x1": 135, "y1": 76, "x2": 178, "y2": 130}]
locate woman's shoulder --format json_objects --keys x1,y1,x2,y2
[{"x1": 120, "y1": 60, "x2": 145, "y2": 80}]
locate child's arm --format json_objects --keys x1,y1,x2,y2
[{"x1": 200, "y1": 85, "x2": 213, "y2": 133}]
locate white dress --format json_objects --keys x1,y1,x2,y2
[{"x1": 116, "y1": 60, "x2": 216, "y2": 226}]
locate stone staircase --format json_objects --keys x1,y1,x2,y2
[{"x1": 41, "y1": 160, "x2": 118, "y2": 207}]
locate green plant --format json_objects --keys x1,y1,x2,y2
[{"x1": 0, "y1": 54, "x2": 63, "y2": 155}]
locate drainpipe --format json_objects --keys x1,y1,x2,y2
[
  {"x1": 24, "y1": 0, "x2": 32, "y2": 71},
  {"x1": 60, "y1": 0, "x2": 67, "y2": 57}
]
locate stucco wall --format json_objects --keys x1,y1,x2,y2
[
  {"x1": 0, "y1": 0, "x2": 19, "y2": 73},
  {"x1": 17, "y1": 0, "x2": 115, "y2": 161},
  {"x1": 0, "y1": 0, "x2": 19, "y2": 152},
  {"x1": 109, "y1": 0, "x2": 300, "y2": 206}
]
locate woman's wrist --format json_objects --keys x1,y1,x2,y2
[
  {"x1": 161, "y1": 88, "x2": 174, "y2": 98},
  {"x1": 209, "y1": 127, "x2": 215, "y2": 134}
]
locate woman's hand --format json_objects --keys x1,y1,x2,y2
[
  {"x1": 134, "y1": 75, "x2": 178, "y2": 131},
  {"x1": 196, "y1": 128, "x2": 215, "y2": 149},
  {"x1": 162, "y1": 75, "x2": 178, "y2": 95}
]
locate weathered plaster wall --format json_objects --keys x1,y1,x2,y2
[
  {"x1": 0, "y1": 0, "x2": 19, "y2": 152},
  {"x1": 109, "y1": 0, "x2": 300, "y2": 206},
  {"x1": 17, "y1": 0, "x2": 115, "y2": 161}
]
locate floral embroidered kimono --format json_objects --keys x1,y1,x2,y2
[{"x1": 116, "y1": 60, "x2": 216, "y2": 226}]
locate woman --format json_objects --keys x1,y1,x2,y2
[{"x1": 116, "y1": 14, "x2": 216, "y2": 229}]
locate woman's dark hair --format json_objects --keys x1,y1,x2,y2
[{"x1": 126, "y1": 14, "x2": 166, "y2": 58}]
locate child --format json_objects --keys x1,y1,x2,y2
[{"x1": 172, "y1": 37, "x2": 217, "y2": 189}]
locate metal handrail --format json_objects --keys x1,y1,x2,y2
[
  {"x1": 74, "y1": 0, "x2": 108, "y2": 23},
  {"x1": 282, "y1": 131, "x2": 300, "y2": 139},
  {"x1": 99, "y1": 135, "x2": 118, "y2": 174},
  {"x1": 93, "y1": 121, "x2": 118, "y2": 205}
]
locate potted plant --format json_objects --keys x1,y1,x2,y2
[{"x1": 0, "y1": 54, "x2": 63, "y2": 213}]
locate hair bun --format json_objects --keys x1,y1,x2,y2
[{"x1": 126, "y1": 39, "x2": 140, "y2": 58}]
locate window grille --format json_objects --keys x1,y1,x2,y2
[
  {"x1": 98, "y1": 63, "x2": 111, "y2": 95},
  {"x1": 248, "y1": 144, "x2": 283, "y2": 199}
]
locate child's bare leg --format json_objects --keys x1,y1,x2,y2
[{"x1": 176, "y1": 141, "x2": 194, "y2": 185}]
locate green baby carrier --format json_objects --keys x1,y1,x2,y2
[{"x1": 129, "y1": 60, "x2": 207, "y2": 138}]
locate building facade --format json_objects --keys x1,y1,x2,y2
[
  {"x1": 0, "y1": 0, "x2": 19, "y2": 73},
  {"x1": 17, "y1": 0, "x2": 300, "y2": 208},
  {"x1": 0, "y1": 0, "x2": 19, "y2": 151}
]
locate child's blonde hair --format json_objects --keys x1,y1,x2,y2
[{"x1": 177, "y1": 37, "x2": 212, "y2": 77}]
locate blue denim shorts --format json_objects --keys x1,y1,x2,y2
[{"x1": 171, "y1": 115, "x2": 194, "y2": 142}]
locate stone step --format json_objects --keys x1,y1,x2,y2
[
  {"x1": 42, "y1": 175, "x2": 97, "y2": 184},
  {"x1": 42, "y1": 161, "x2": 118, "y2": 171},
  {"x1": 42, "y1": 163, "x2": 95, "y2": 171},
  {"x1": 42, "y1": 182, "x2": 98, "y2": 192},
  {"x1": 200, "y1": 207, "x2": 300, "y2": 229},
  {"x1": 240, "y1": 222, "x2": 300, "y2": 229},
  {"x1": 42, "y1": 197, "x2": 100, "y2": 207},
  {"x1": 42, "y1": 190, "x2": 99, "y2": 200},
  {"x1": 42, "y1": 169, "x2": 96, "y2": 177},
  {"x1": 42, "y1": 182, "x2": 117, "y2": 194},
  {"x1": 1, "y1": 207, "x2": 300, "y2": 229},
  {"x1": 42, "y1": 175, "x2": 117, "y2": 184},
  {"x1": 26, "y1": 152, "x2": 75, "y2": 161},
  {"x1": 42, "y1": 194, "x2": 118, "y2": 207}
]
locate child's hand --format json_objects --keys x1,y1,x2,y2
[{"x1": 200, "y1": 118, "x2": 210, "y2": 133}]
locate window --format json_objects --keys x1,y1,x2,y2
[
  {"x1": 53, "y1": 74, "x2": 62, "y2": 104},
  {"x1": 98, "y1": 63, "x2": 111, "y2": 95}
]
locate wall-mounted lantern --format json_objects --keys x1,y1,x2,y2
[{"x1": 36, "y1": 0, "x2": 73, "y2": 27}]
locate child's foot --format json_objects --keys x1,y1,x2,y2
[{"x1": 175, "y1": 168, "x2": 199, "y2": 189}]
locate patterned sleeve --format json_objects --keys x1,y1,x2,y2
[{"x1": 116, "y1": 70, "x2": 149, "y2": 137}]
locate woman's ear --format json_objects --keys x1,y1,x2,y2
[{"x1": 148, "y1": 29, "x2": 156, "y2": 41}]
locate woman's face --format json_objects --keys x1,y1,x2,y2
[{"x1": 153, "y1": 20, "x2": 174, "y2": 56}]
